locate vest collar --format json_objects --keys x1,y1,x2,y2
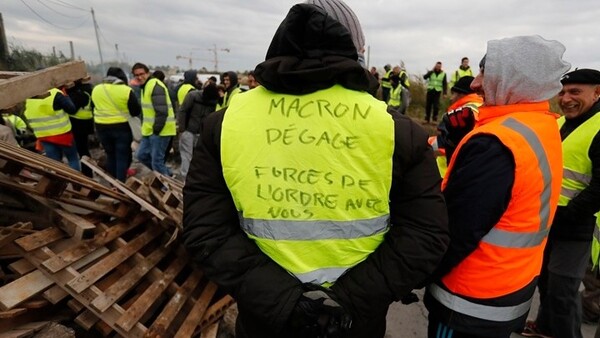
[
  {"x1": 448, "y1": 93, "x2": 483, "y2": 111},
  {"x1": 477, "y1": 101, "x2": 553, "y2": 126}
]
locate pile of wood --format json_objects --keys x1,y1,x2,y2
[{"x1": 0, "y1": 140, "x2": 234, "y2": 338}]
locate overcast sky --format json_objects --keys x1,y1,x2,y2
[{"x1": 3, "y1": 0, "x2": 599, "y2": 77}]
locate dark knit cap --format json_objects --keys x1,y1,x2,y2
[
  {"x1": 451, "y1": 76, "x2": 475, "y2": 94},
  {"x1": 561, "y1": 68, "x2": 600, "y2": 85},
  {"x1": 304, "y1": 0, "x2": 365, "y2": 52}
]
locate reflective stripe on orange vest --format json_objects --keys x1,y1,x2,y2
[
  {"x1": 480, "y1": 118, "x2": 553, "y2": 249},
  {"x1": 428, "y1": 284, "x2": 533, "y2": 322}
]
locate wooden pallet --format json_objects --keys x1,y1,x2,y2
[
  {"x1": 0, "y1": 141, "x2": 134, "y2": 218},
  {"x1": 11, "y1": 213, "x2": 231, "y2": 337}
]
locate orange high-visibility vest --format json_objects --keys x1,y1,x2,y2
[{"x1": 441, "y1": 102, "x2": 562, "y2": 299}]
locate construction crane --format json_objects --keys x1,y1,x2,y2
[
  {"x1": 175, "y1": 52, "x2": 208, "y2": 69},
  {"x1": 207, "y1": 44, "x2": 230, "y2": 73}
]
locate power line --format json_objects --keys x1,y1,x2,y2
[
  {"x1": 45, "y1": 0, "x2": 87, "y2": 12},
  {"x1": 20, "y1": 0, "x2": 90, "y2": 30},
  {"x1": 37, "y1": 0, "x2": 88, "y2": 19}
]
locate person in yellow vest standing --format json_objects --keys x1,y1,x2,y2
[
  {"x1": 24, "y1": 87, "x2": 81, "y2": 171},
  {"x1": 131, "y1": 62, "x2": 176, "y2": 176},
  {"x1": 216, "y1": 71, "x2": 242, "y2": 111},
  {"x1": 448, "y1": 57, "x2": 473, "y2": 91},
  {"x1": 66, "y1": 78, "x2": 94, "y2": 177},
  {"x1": 522, "y1": 69, "x2": 600, "y2": 338},
  {"x1": 176, "y1": 70, "x2": 199, "y2": 108},
  {"x1": 183, "y1": 1, "x2": 449, "y2": 337},
  {"x1": 423, "y1": 61, "x2": 447, "y2": 124},
  {"x1": 425, "y1": 35, "x2": 569, "y2": 338},
  {"x1": 380, "y1": 64, "x2": 392, "y2": 102},
  {"x1": 91, "y1": 67, "x2": 142, "y2": 182}
]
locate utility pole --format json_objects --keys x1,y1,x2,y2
[
  {"x1": 115, "y1": 43, "x2": 119, "y2": 63},
  {"x1": 207, "y1": 44, "x2": 230, "y2": 73},
  {"x1": 69, "y1": 41, "x2": 75, "y2": 60},
  {"x1": 0, "y1": 13, "x2": 8, "y2": 70},
  {"x1": 91, "y1": 7, "x2": 105, "y2": 75}
]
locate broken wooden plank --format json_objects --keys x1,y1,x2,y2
[
  {"x1": 39, "y1": 217, "x2": 146, "y2": 274},
  {"x1": 0, "y1": 308, "x2": 27, "y2": 319},
  {"x1": 14, "y1": 227, "x2": 64, "y2": 252},
  {"x1": 0, "y1": 61, "x2": 86, "y2": 110},
  {"x1": 54, "y1": 208, "x2": 96, "y2": 240},
  {"x1": 81, "y1": 156, "x2": 177, "y2": 228},
  {"x1": 0, "y1": 270, "x2": 53, "y2": 311},
  {"x1": 174, "y1": 282, "x2": 218, "y2": 338},
  {"x1": 145, "y1": 271, "x2": 203, "y2": 337},
  {"x1": 199, "y1": 295, "x2": 235, "y2": 331}
]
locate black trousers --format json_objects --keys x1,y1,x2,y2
[
  {"x1": 425, "y1": 90, "x2": 442, "y2": 122},
  {"x1": 69, "y1": 117, "x2": 94, "y2": 177}
]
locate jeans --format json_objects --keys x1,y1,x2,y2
[
  {"x1": 178, "y1": 131, "x2": 199, "y2": 180},
  {"x1": 41, "y1": 141, "x2": 81, "y2": 171},
  {"x1": 97, "y1": 126, "x2": 133, "y2": 182},
  {"x1": 136, "y1": 135, "x2": 172, "y2": 176}
]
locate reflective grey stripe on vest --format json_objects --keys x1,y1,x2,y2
[
  {"x1": 481, "y1": 118, "x2": 553, "y2": 248},
  {"x1": 594, "y1": 225, "x2": 600, "y2": 243},
  {"x1": 240, "y1": 214, "x2": 389, "y2": 240},
  {"x1": 561, "y1": 186, "x2": 580, "y2": 199},
  {"x1": 141, "y1": 103, "x2": 154, "y2": 109},
  {"x1": 30, "y1": 118, "x2": 70, "y2": 131},
  {"x1": 563, "y1": 168, "x2": 592, "y2": 185},
  {"x1": 94, "y1": 110, "x2": 130, "y2": 118},
  {"x1": 28, "y1": 112, "x2": 67, "y2": 123},
  {"x1": 428, "y1": 283, "x2": 533, "y2": 322},
  {"x1": 294, "y1": 267, "x2": 348, "y2": 284}
]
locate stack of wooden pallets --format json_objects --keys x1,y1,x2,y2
[{"x1": 0, "y1": 140, "x2": 234, "y2": 338}]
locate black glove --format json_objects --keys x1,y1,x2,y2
[
  {"x1": 440, "y1": 107, "x2": 475, "y2": 148},
  {"x1": 289, "y1": 285, "x2": 352, "y2": 337}
]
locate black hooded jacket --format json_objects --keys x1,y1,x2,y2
[{"x1": 182, "y1": 4, "x2": 449, "y2": 337}]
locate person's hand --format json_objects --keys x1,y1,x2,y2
[
  {"x1": 440, "y1": 107, "x2": 475, "y2": 147},
  {"x1": 289, "y1": 285, "x2": 352, "y2": 337}
]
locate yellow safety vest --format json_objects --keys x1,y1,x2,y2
[
  {"x1": 91, "y1": 83, "x2": 133, "y2": 124},
  {"x1": 71, "y1": 92, "x2": 93, "y2": 120},
  {"x1": 177, "y1": 84, "x2": 195, "y2": 105},
  {"x1": 558, "y1": 113, "x2": 600, "y2": 267},
  {"x1": 381, "y1": 70, "x2": 393, "y2": 89},
  {"x1": 2, "y1": 114, "x2": 28, "y2": 132},
  {"x1": 450, "y1": 68, "x2": 474, "y2": 88},
  {"x1": 557, "y1": 113, "x2": 600, "y2": 206},
  {"x1": 221, "y1": 85, "x2": 394, "y2": 286},
  {"x1": 216, "y1": 86, "x2": 242, "y2": 111},
  {"x1": 427, "y1": 72, "x2": 445, "y2": 92},
  {"x1": 24, "y1": 88, "x2": 72, "y2": 138},
  {"x1": 141, "y1": 78, "x2": 176, "y2": 137},
  {"x1": 388, "y1": 85, "x2": 402, "y2": 107}
]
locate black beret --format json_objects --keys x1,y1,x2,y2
[{"x1": 561, "y1": 68, "x2": 600, "y2": 85}]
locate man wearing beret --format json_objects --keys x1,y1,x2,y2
[{"x1": 523, "y1": 68, "x2": 600, "y2": 338}]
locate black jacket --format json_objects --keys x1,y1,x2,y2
[
  {"x1": 182, "y1": 4, "x2": 448, "y2": 337},
  {"x1": 177, "y1": 90, "x2": 217, "y2": 134},
  {"x1": 550, "y1": 101, "x2": 600, "y2": 241}
]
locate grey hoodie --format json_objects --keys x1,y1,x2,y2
[{"x1": 483, "y1": 35, "x2": 570, "y2": 106}]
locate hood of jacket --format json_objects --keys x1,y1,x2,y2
[
  {"x1": 225, "y1": 71, "x2": 239, "y2": 93},
  {"x1": 254, "y1": 3, "x2": 378, "y2": 95},
  {"x1": 483, "y1": 35, "x2": 570, "y2": 106},
  {"x1": 183, "y1": 70, "x2": 197, "y2": 85}
]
